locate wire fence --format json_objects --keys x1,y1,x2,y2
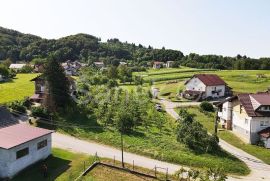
[{"x1": 75, "y1": 152, "x2": 171, "y2": 181}]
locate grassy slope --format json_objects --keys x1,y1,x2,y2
[
  {"x1": 58, "y1": 109, "x2": 249, "y2": 175},
  {"x1": 0, "y1": 73, "x2": 38, "y2": 104},
  {"x1": 175, "y1": 107, "x2": 270, "y2": 165},
  {"x1": 145, "y1": 69, "x2": 270, "y2": 100},
  {"x1": 12, "y1": 148, "x2": 167, "y2": 181}
]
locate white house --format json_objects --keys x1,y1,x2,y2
[
  {"x1": 94, "y1": 62, "x2": 105, "y2": 69},
  {"x1": 9, "y1": 64, "x2": 26, "y2": 71},
  {"x1": 0, "y1": 107, "x2": 53, "y2": 179},
  {"x1": 217, "y1": 93, "x2": 270, "y2": 148},
  {"x1": 165, "y1": 61, "x2": 174, "y2": 68},
  {"x1": 153, "y1": 61, "x2": 163, "y2": 69},
  {"x1": 183, "y1": 74, "x2": 231, "y2": 100},
  {"x1": 0, "y1": 74, "x2": 3, "y2": 82}
]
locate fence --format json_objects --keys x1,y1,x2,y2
[{"x1": 75, "y1": 152, "x2": 171, "y2": 181}]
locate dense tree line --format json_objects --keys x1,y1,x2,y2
[{"x1": 1, "y1": 26, "x2": 270, "y2": 70}]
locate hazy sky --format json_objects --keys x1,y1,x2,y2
[{"x1": 1, "y1": 0, "x2": 270, "y2": 58}]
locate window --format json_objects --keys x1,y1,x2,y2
[
  {"x1": 245, "y1": 118, "x2": 249, "y2": 125},
  {"x1": 16, "y1": 148, "x2": 29, "y2": 159},
  {"x1": 260, "y1": 120, "x2": 269, "y2": 127},
  {"x1": 37, "y1": 140, "x2": 47, "y2": 150}
]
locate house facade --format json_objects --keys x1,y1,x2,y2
[
  {"x1": 0, "y1": 108, "x2": 53, "y2": 179},
  {"x1": 30, "y1": 74, "x2": 76, "y2": 103},
  {"x1": 218, "y1": 93, "x2": 270, "y2": 148},
  {"x1": 165, "y1": 61, "x2": 174, "y2": 68},
  {"x1": 183, "y1": 74, "x2": 231, "y2": 101},
  {"x1": 153, "y1": 61, "x2": 163, "y2": 69}
]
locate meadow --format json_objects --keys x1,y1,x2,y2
[
  {"x1": 0, "y1": 74, "x2": 38, "y2": 104},
  {"x1": 57, "y1": 107, "x2": 249, "y2": 176},
  {"x1": 139, "y1": 68, "x2": 270, "y2": 100}
]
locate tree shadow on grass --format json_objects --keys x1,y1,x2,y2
[{"x1": 12, "y1": 155, "x2": 71, "y2": 181}]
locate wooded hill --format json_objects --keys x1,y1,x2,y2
[{"x1": 1, "y1": 26, "x2": 270, "y2": 70}]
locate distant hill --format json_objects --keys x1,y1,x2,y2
[{"x1": 0, "y1": 26, "x2": 270, "y2": 70}]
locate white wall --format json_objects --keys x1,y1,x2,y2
[
  {"x1": 205, "y1": 85, "x2": 225, "y2": 98},
  {"x1": 0, "y1": 134, "x2": 52, "y2": 179},
  {"x1": 186, "y1": 78, "x2": 225, "y2": 98},
  {"x1": 232, "y1": 111, "x2": 251, "y2": 143},
  {"x1": 186, "y1": 77, "x2": 206, "y2": 92}
]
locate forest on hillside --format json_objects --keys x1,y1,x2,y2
[{"x1": 1, "y1": 26, "x2": 270, "y2": 70}]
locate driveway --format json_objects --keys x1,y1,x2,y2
[{"x1": 159, "y1": 99, "x2": 270, "y2": 181}]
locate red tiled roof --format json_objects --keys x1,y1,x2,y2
[
  {"x1": 0, "y1": 124, "x2": 53, "y2": 149},
  {"x1": 186, "y1": 74, "x2": 226, "y2": 86},
  {"x1": 258, "y1": 127, "x2": 270, "y2": 138},
  {"x1": 153, "y1": 61, "x2": 163, "y2": 64},
  {"x1": 238, "y1": 93, "x2": 270, "y2": 117}
]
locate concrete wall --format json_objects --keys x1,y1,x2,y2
[{"x1": 0, "y1": 134, "x2": 52, "y2": 179}]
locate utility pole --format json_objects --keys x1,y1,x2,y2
[
  {"x1": 120, "y1": 131, "x2": 125, "y2": 168},
  {"x1": 214, "y1": 109, "x2": 218, "y2": 134}
]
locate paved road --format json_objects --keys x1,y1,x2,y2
[
  {"x1": 159, "y1": 99, "x2": 270, "y2": 181},
  {"x1": 52, "y1": 133, "x2": 187, "y2": 174}
]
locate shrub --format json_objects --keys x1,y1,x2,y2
[
  {"x1": 8, "y1": 101, "x2": 26, "y2": 113},
  {"x1": 31, "y1": 107, "x2": 50, "y2": 119},
  {"x1": 19, "y1": 65, "x2": 34, "y2": 73},
  {"x1": 177, "y1": 109, "x2": 220, "y2": 153},
  {"x1": 22, "y1": 98, "x2": 32, "y2": 108},
  {"x1": 200, "y1": 101, "x2": 214, "y2": 112}
]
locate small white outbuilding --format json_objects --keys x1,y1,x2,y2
[{"x1": 0, "y1": 123, "x2": 53, "y2": 179}]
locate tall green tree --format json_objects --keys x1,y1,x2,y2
[{"x1": 44, "y1": 56, "x2": 70, "y2": 111}]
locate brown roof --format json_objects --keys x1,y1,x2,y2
[
  {"x1": 186, "y1": 74, "x2": 226, "y2": 86},
  {"x1": 153, "y1": 61, "x2": 163, "y2": 64},
  {"x1": 238, "y1": 93, "x2": 270, "y2": 117},
  {"x1": 258, "y1": 127, "x2": 270, "y2": 138},
  {"x1": 250, "y1": 94, "x2": 270, "y2": 105},
  {"x1": 0, "y1": 124, "x2": 53, "y2": 149}
]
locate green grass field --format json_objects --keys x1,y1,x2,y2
[
  {"x1": 12, "y1": 148, "x2": 167, "y2": 181},
  {"x1": 57, "y1": 108, "x2": 249, "y2": 176},
  {"x1": 0, "y1": 74, "x2": 38, "y2": 104},
  {"x1": 175, "y1": 107, "x2": 270, "y2": 165},
  {"x1": 143, "y1": 68, "x2": 270, "y2": 100}
]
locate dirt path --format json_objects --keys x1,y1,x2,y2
[{"x1": 159, "y1": 99, "x2": 270, "y2": 181}]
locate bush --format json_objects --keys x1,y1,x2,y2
[
  {"x1": 31, "y1": 107, "x2": 50, "y2": 119},
  {"x1": 8, "y1": 101, "x2": 26, "y2": 113},
  {"x1": 200, "y1": 101, "x2": 214, "y2": 112},
  {"x1": 22, "y1": 98, "x2": 32, "y2": 108},
  {"x1": 177, "y1": 109, "x2": 220, "y2": 153},
  {"x1": 19, "y1": 65, "x2": 34, "y2": 73}
]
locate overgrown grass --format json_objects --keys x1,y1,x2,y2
[
  {"x1": 0, "y1": 73, "x2": 38, "y2": 104},
  {"x1": 175, "y1": 107, "x2": 270, "y2": 165},
  {"x1": 56, "y1": 107, "x2": 249, "y2": 176}
]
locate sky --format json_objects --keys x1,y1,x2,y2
[{"x1": 0, "y1": 0, "x2": 270, "y2": 58}]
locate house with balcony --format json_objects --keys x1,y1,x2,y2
[
  {"x1": 217, "y1": 93, "x2": 270, "y2": 148},
  {"x1": 183, "y1": 74, "x2": 232, "y2": 101},
  {"x1": 29, "y1": 74, "x2": 76, "y2": 103}
]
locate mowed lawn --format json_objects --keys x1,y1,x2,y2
[
  {"x1": 12, "y1": 148, "x2": 166, "y2": 181},
  {"x1": 175, "y1": 107, "x2": 270, "y2": 165},
  {"x1": 0, "y1": 74, "x2": 38, "y2": 104}
]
